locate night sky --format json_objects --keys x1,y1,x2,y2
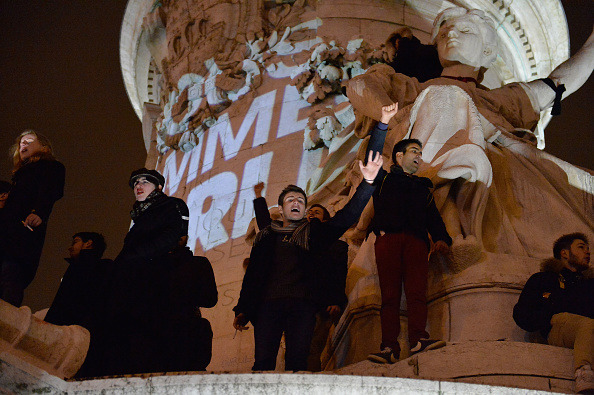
[{"x1": 0, "y1": 1, "x2": 592, "y2": 311}]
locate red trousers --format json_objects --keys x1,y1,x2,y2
[{"x1": 375, "y1": 232, "x2": 429, "y2": 352}]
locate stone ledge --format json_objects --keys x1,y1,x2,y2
[
  {"x1": 336, "y1": 340, "x2": 574, "y2": 393},
  {"x1": 0, "y1": 352, "x2": 68, "y2": 394},
  {"x1": 1, "y1": 341, "x2": 573, "y2": 394}
]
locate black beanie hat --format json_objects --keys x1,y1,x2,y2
[{"x1": 129, "y1": 168, "x2": 165, "y2": 189}]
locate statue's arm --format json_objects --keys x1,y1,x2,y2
[{"x1": 526, "y1": 27, "x2": 594, "y2": 110}]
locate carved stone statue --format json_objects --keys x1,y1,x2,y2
[{"x1": 345, "y1": 7, "x2": 594, "y2": 259}]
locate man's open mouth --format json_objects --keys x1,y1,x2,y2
[{"x1": 291, "y1": 208, "x2": 300, "y2": 212}]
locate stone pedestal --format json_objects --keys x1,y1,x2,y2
[
  {"x1": 327, "y1": 250, "x2": 543, "y2": 368},
  {"x1": 337, "y1": 341, "x2": 576, "y2": 394},
  {"x1": 427, "y1": 252, "x2": 541, "y2": 343}
]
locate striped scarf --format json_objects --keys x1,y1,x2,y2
[
  {"x1": 130, "y1": 190, "x2": 167, "y2": 220},
  {"x1": 254, "y1": 219, "x2": 310, "y2": 251}
]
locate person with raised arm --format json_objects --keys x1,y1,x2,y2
[
  {"x1": 233, "y1": 150, "x2": 383, "y2": 371},
  {"x1": 365, "y1": 104, "x2": 452, "y2": 364}
]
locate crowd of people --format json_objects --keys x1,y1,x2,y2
[
  {"x1": 0, "y1": 5, "x2": 592, "y2": 392},
  {"x1": 0, "y1": 131, "x2": 217, "y2": 377},
  {"x1": 0, "y1": 108, "x2": 591, "y2": 393}
]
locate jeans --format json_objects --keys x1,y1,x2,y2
[
  {"x1": 375, "y1": 232, "x2": 430, "y2": 353},
  {"x1": 253, "y1": 298, "x2": 317, "y2": 371}
]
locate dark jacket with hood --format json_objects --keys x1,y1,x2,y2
[
  {"x1": 513, "y1": 258, "x2": 594, "y2": 338},
  {"x1": 0, "y1": 159, "x2": 65, "y2": 272},
  {"x1": 234, "y1": 181, "x2": 375, "y2": 324},
  {"x1": 366, "y1": 122, "x2": 451, "y2": 248}
]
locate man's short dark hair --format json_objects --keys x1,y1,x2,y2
[
  {"x1": 278, "y1": 184, "x2": 307, "y2": 207},
  {"x1": 309, "y1": 204, "x2": 331, "y2": 221},
  {"x1": 391, "y1": 138, "x2": 422, "y2": 165},
  {"x1": 553, "y1": 233, "x2": 589, "y2": 259},
  {"x1": 73, "y1": 232, "x2": 107, "y2": 258},
  {"x1": 0, "y1": 181, "x2": 11, "y2": 194}
]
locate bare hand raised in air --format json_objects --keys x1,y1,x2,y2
[
  {"x1": 360, "y1": 151, "x2": 384, "y2": 183},
  {"x1": 380, "y1": 103, "x2": 399, "y2": 124}
]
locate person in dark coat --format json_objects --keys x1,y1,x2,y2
[
  {"x1": 44, "y1": 232, "x2": 113, "y2": 379},
  {"x1": 513, "y1": 233, "x2": 593, "y2": 393},
  {"x1": 251, "y1": 183, "x2": 348, "y2": 371},
  {"x1": 45, "y1": 232, "x2": 112, "y2": 327},
  {"x1": 161, "y1": 197, "x2": 218, "y2": 372},
  {"x1": 101, "y1": 168, "x2": 185, "y2": 376},
  {"x1": 233, "y1": 152, "x2": 382, "y2": 372},
  {"x1": 305, "y1": 204, "x2": 349, "y2": 371},
  {"x1": 0, "y1": 130, "x2": 65, "y2": 307},
  {"x1": 364, "y1": 104, "x2": 451, "y2": 364}
]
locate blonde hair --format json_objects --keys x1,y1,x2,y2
[{"x1": 10, "y1": 130, "x2": 55, "y2": 172}]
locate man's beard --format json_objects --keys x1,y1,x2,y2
[{"x1": 568, "y1": 252, "x2": 589, "y2": 272}]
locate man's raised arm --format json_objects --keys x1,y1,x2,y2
[{"x1": 253, "y1": 182, "x2": 272, "y2": 230}]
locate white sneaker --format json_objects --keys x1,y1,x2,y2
[{"x1": 575, "y1": 364, "x2": 594, "y2": 394}]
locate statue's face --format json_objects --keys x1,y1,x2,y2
[{"x1": 435, "y1": 15, "x2": 485, "y2": 69}]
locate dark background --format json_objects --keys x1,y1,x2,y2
[{"x1": 0, "y1": 1, "x2": 592, "y2": 311}]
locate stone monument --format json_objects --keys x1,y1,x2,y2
[{"x1": 120, "y1": 0, "x2": 593, "y2": 375}]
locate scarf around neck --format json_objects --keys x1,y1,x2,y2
[
  {"x1": 255, "y1": 218, "x2": 310, "y2": 250},
  {"x1": 130, "y1": 189, "x2": 167, "y2": 220}
]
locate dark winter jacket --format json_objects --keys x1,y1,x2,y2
[
  {"x1": 99, "y1": 194, "x2": 186, "y2": 376},
  {"x1": 116, "y1": 195, "x2": 185, "y2": 264},
  {"x1": 234, "y1": 181, "x2": 375, "y2": 323},
  {"x1": 0, "y1": 159, "x2": 65, "y2": 269},
  {"x1": 513, "y1": 258, "x2": 594, "y2": 337},
  {"x1": 319, "y1": 239, "x2": 349, "y2": 311},
  {"x1": 108, "y1": 194, "x2": 186, "y2": 325},
  {"x1": 166, "y1": 245, "x2": 218, "y2": 313},
  {"x1": 366, "y1": 123, "x2": 451, "y2": 248},
  {"x1": 252, "y1": 197, "x2": 349, "y2": 312},
  {"x1": 160, "y1": 245, "x2": 217, "y2": 372},
  {"x1": 44, "y1": 250, "x2": 114, "y2": 329}
]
